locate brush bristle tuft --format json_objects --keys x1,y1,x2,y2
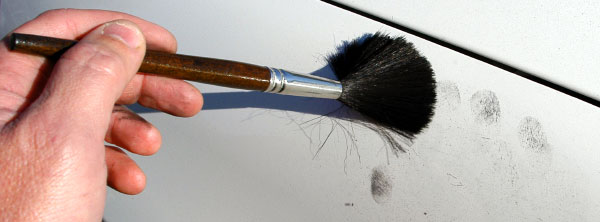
[{"x1": 328, "y1": 32, "x2": 436, "y2": 139}]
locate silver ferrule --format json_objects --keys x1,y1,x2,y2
[{"x1": 265, "y1": 68, "x2": 342, "y2": 99}]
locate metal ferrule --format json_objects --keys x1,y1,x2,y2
[{"x1": 265, "y1": 68, "x2": 342, "y2": 99}]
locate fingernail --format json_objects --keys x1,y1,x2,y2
[{"x1": 101, "y1": 21, "x2": 143, "y2": 48}]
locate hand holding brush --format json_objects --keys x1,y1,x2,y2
[
  {"x1": 0, "y1": 10, "x2": 204, "y2": 221},
  {"x1": 0, "y1": 9, "x2": 436, "y2": 221},
  {"x1": 10, "y1": 32, "x2": 437, "y2": 139}
]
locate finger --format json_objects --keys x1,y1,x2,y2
[
  {"x1": 0, "y1": 9, "x2": 177, "y2": 100},
  {"x1": 19, "y1": 8, "x2": 177, "y2": 52},
  {"x1": 118, "y1": 74, "x2": 203, "y2": 117},
  {"x1": 21, "y1": 20, "x2": 145, "y2": 139},
  {"x1": 106, "y1": 105, "x2": 161, "y2": 156},
  {"x1": 105, "y1": 146, "x2": 146, "y2": 195}
]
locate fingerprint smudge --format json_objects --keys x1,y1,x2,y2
[
  {"x1": 470, "y1": 90, "x2": 500, "y2": 125},
  {"x1": 518, "y1": 116, "x2": 548, "y2": 152},
  {"x1": 371, "y1": 166, "x2": 392, "y2": 204},
  {"x1": 437, "y1": 81, "x2": 461, "y2": 110}
]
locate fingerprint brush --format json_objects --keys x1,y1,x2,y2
[{"x1": 9, "y1": 32, "x2": 436, "y2": 138}]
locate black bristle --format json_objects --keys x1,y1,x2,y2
[{"x1": 328, "y1": 32, "x2": 436, "y2": 140}]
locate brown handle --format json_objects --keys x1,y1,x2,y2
[{"x1": 9, "y1": 33, "x2": 271, "y2": 91}]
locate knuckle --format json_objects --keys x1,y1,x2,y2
[
  {"x1": 36, "y1": 8, "x2": 68, "y2": 19},
  {"x1": 34, "y1": 9, "x2": 79, "y2": 36},
  {"x1": 62, "y1": 42, "x2": 127, "y2": 80}
]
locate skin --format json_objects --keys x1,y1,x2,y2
[{"x1": 0, "y1": 9, "x2": 203, "y2": 221}]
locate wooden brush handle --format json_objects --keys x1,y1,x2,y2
[{"x1": 9, "y1": 33, "x2": 271, "y2": 91}]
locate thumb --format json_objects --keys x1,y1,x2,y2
[{"x1": 25, "y1": 20, "x2": 146, "y2": 138}]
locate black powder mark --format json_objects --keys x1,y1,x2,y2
[
  {"x1": 470, "y1": 90, "x2": 501, "y2": 125},
  {"x1": 437, "y1": 81, "x2": 461, "y2": 110},
  {"x1": 113, "y1": 105, "x2": 147, "y2": 122},
  {"x1": 518, "y1": 116, "x2": 548, "y2": 152},
  {"x1": 371, "y1": 166, "x2": 392, "y2": 204}
]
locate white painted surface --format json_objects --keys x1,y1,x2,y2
[
  {"x1": 335, "y1": 0, "x2": 600, "y2": 105},
  {"x1": 1, "y1": 1, "x2": 599, "y2": 221}
]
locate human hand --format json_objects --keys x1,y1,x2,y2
[{"x1": 0, "y1": 9, "x2": 203, "y2": 221}]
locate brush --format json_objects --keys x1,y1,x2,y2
[{"x1": 8, "y1": 32, "x2": 436, "y2": 138}]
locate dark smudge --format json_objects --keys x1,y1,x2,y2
[
  {"x1": 113, "y1": 105, "x2": 147, "y2": 122},
  {"x1": 437, "y1": 81, "x2": 461, "y2": 110},
  {"x1": 371, "y1": 166, "x2": 392, "y2": 204},
  {"x1": 518, "y1": 116, "x2": 548, "y2": 152},
  {"x1": 470, "y1": 90, "x2": 500, "y2": 125}
]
